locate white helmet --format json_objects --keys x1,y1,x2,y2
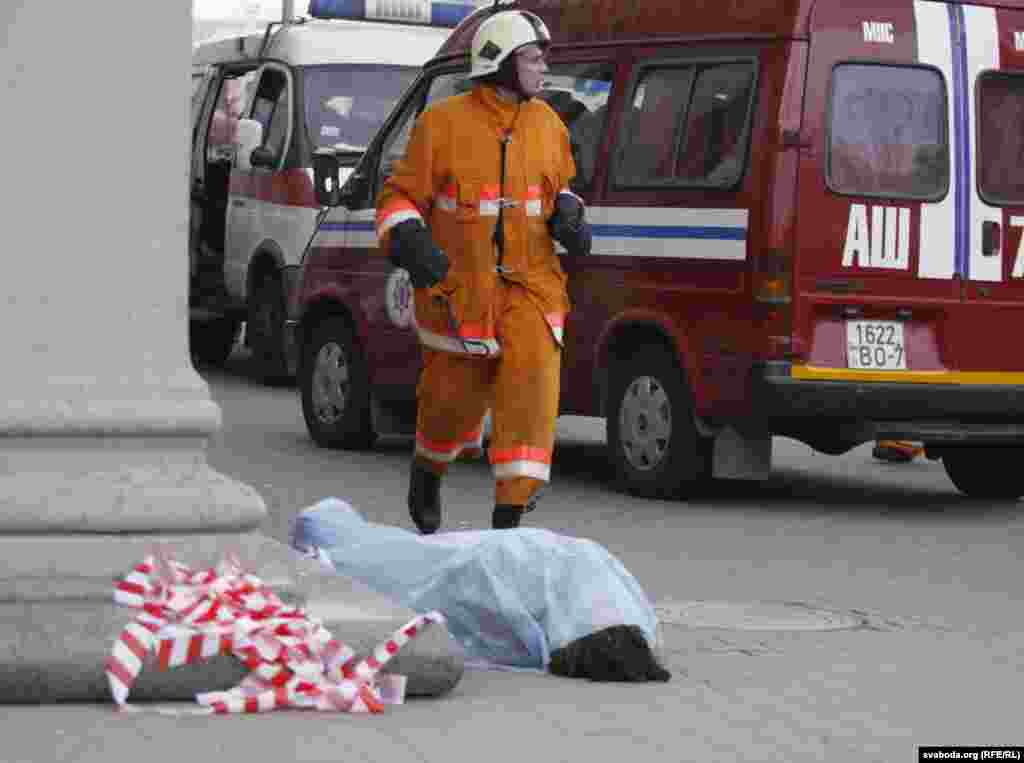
[{"x1": 469, "y1": 10, "x2": 551, "y2": 80}]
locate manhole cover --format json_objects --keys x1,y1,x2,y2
[{"x1": 655, "y1": 600, "x2": 862, "y2": 631}]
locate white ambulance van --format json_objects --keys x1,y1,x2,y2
[{"x1": 188, "y1": 0, "x2": 475, "y2": 376}]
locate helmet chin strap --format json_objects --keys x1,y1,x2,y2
[
  {"x1": 492, "y1": 83, "x2": 529, "y2": 103},
  {"x1": 492, "y1": 53, "x2": 531, "y2": 101}
]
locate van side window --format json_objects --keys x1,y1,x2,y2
[
  {"x1": 615, "y1": 62, "x2": 755, "y2": 189},
  {"x1": 250, "y1": 68, "x2": 291, "y2": 166},
  {"x1": 539, "y1": 64, "x2": 614, "y2": 192},
  {"x1": 678, "y1": 63, "x2": 754, "y2": 185},
  {"x1": 977, "y1": 72, "x2": 1024, "y2": 205},
  {"x1": 828, "y1": 64, "x2": 947, "y2": 200},
  {"x1": 376, "y1": 73, "x2": 465, "y2": 185},
  {"x1": 302, "y1": 64, "x2": 420, "y2": 153}
]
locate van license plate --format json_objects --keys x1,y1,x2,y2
[{"x1": 846, "y1": 321, "x2": 906, "y2": 370}]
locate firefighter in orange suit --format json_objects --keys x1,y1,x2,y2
[{"x1": 376, "y1": 9, "x2": 592, "y2": 533}]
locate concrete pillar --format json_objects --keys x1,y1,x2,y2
[{"x1": 0, "y1": 0, "x2": 280, "y2": 701}]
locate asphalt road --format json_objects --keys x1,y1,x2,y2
[
  {"x1": 203, "y1": 351, "x2": 1024, "y2": 639},
  {"x1": 11, "y1": 352, "x2": 1015, "y2": 763}
]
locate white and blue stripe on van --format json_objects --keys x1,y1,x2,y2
[
  {"x1": 313, "y1": 206, "x2": 749, "y2": 262},
  {"x1": 915, "y1": 0, "x2": 1003, "y2": 283}
]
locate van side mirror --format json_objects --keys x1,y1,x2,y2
[
  {"x1": 233, "y1": 118, "x2": 263, "y2": 171},
  {"x1": 314, "y1": 148, "x2": 369, "y2": 208},
  {"x1": 338, "y1": 168, "x2": 370, "y2": 208},
  {"x1": 313, "y1": 148, "x2": 342, "y2": 207}
]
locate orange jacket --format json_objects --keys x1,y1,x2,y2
[{"x1": 376, "y1": 84, "x2": 576, "y2": 356}]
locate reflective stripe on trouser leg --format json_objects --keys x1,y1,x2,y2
[
  {"x1": 490, "y1": 287, "x2": 561, "y2": 507},
  {"x1": 415, "y1": 349, "x2": 495, "y2": 474}
]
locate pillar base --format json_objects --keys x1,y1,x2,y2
[
  {"x1": 0, "y1": 533, "x2": 463, "y2": 702},
  {"x1": 0, "y1": 436, "x2": 264, "y2": 533},
  {"x1": 0, "y1": 532, "x2": 302, "y2": 702}
]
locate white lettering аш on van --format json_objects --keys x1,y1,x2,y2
[
  {"x1": 863, "y1": 21, "x2": 895, "y2": 44},
  {"x1": 842, "y1": 204, "x2": 911, "y2": 270},
  {"x1": 1011, "y1": 216, "x2": 1024, "y2": 278}
]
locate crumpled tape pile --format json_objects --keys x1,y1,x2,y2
[{"x1": 106, "y1": 554, "x2": 444, "y2": 714}]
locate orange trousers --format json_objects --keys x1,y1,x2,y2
[{"x1": 414, "y1": 282, "x2": 561, "y2": 506}]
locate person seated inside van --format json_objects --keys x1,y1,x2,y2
[
  {"x1": 208, "y1": 77, "x2": 244, "y2": 153},
  {"x1": 201, "y1": 76, "x2": 247, "y2": 255},
  {"x1": 543, "y1": 91, "x2": 602, "y2": 191}
]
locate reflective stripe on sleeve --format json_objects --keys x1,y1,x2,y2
[{"x1": 376, "y1": 200, "x2": 423, "y2": 236}]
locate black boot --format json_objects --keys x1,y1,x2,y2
[
  {"x1": 492, "y1": 503, "x2": 524, "y2": 529},
  {"x1": 408, "y1": 461, "x2": 442, "y2": 534}
]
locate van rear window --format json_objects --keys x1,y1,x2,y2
[
  {"x1": 828, "y1": 63, "x2": 947, "y2": 200},
  {"x1": 614, "y1": 61, "x2": 756, "y2": 189},
  {"x1": 303, "y1": 64, "x2": 419, "y2": 153},
  {"x1": 977, "y1": 72, "x2": 1024, "y2": 206}
]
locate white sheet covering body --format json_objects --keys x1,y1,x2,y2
[{"x1": 292, "y1": 498, "x2": 661, "y2": 669}]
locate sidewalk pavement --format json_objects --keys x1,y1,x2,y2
[{"x1": 2, "y1": 564, "x2": 1021, "y2": 762}]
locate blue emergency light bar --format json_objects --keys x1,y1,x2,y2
[{"x1": 308, "y1": 0, "x2": 477, "y2": 27}]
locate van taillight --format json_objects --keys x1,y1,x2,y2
[{"x1": 754, "y1": 249, "x2": 792, "y2": 305}]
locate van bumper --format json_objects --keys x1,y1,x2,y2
[{"x1": 752, "y1": 361, "x2": 1024, "y2": 443}]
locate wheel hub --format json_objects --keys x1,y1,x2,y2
[
  {"x1": 619, "y1": 375, "x2": 671, "y2": 472},
  {"x1": 312, "y1": 342, "x2": 350, "y2": 424}
]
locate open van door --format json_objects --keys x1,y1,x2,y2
[{"x1": 959, "y1": 5, "x2": 1024, "y2": 370}]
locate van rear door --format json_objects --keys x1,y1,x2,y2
[
  {"x1": 959, "y1": 5, "x2": 1024, "y2": 371},
  {"x1": 794, "y1": 0, "x2": 1024, "y2": 380}
]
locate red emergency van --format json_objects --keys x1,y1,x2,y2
[{"x1": 295, "y1": 0, "x2": 1024, "y2": 500}]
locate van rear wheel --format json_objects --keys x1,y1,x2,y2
[
  {"x1": 942, "y1": 447, "x2": 1024, "y2": 500},
  {"x1": 300, "y1": 317, "x2": 376, "y2": 450},
  {"x1": 249, "y1": 272, "x2": 289, "y2": 381},
  {"x1": 606, "y1": 347, "x2": 709, "y2": 499}
]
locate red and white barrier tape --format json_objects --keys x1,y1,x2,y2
[{"x1": 106, "y1": 554, "x2": 444, "y2": 714}]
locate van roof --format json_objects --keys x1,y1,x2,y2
[
  {"x1": 437, "y1": 0, "x2": 1024, "y2": 56},
  {"x1": 193, "y1": 17, "x2": 448, "y2": 69}
]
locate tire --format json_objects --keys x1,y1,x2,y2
[
  {"x1": 942, "y1": 447, "x2": 1024, "y2": 500},
  {"x1": 300, "y1": 317, "x2": 376, "y2": 450},
  {"x1": 606, "y1": 346, "x2": 709, "y2": 499},
  {"x1": 189, "y1": 316, "x2": 240, "y2": 368},
  {"x1": 248, "y1": 271, "x2": 289, "y2": 380}
]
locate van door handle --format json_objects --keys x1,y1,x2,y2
[
  {"x1": 982, "y1": 220, "x2": 1001, "y2": 256},
  {"x1": 232, "y1": 199, "x2": 247, "y2": 208}
]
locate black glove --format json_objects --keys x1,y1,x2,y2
[
  {"x1": 388, "y1": 219, "x2": 450, "y2": 289},
  {"x1": 548, "y1": 624, "x2": 672, "y2": 683},
  {"x1": 548, "y1": 191, "x2": 592, "y2": 256}
]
